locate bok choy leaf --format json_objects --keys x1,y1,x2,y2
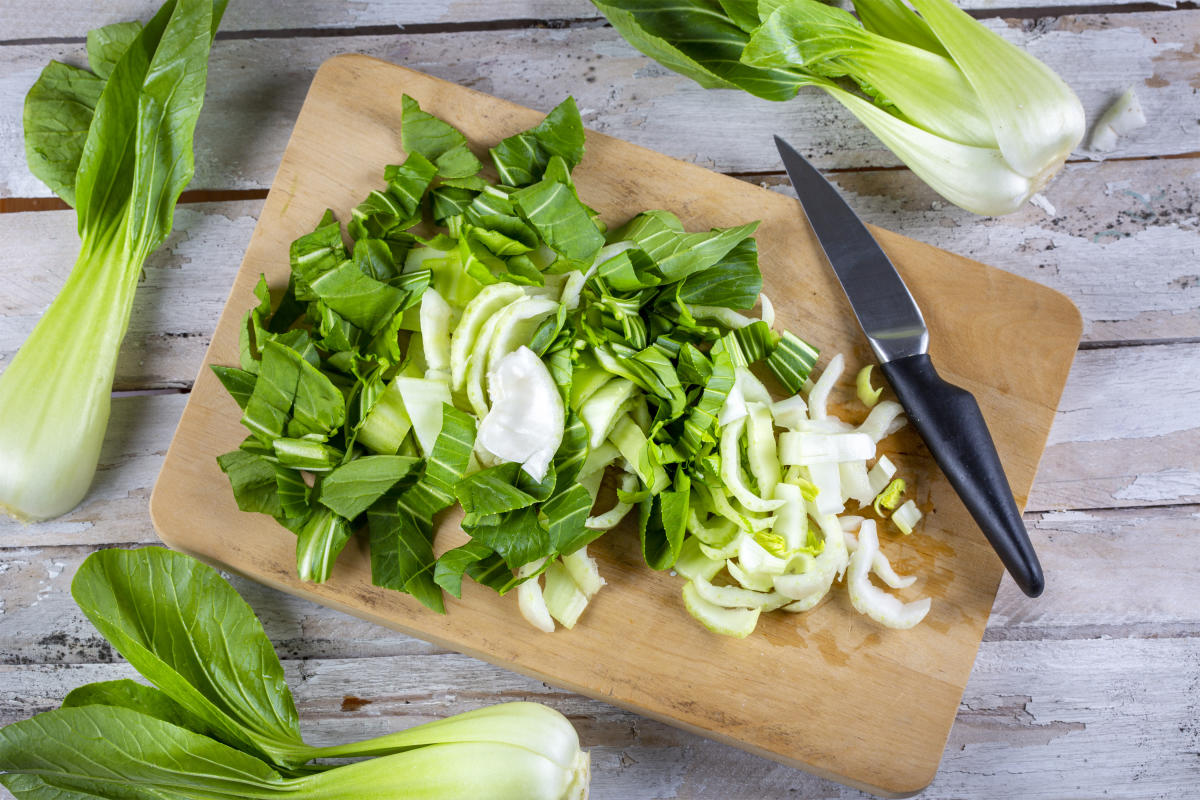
[
  {"x1": 0, "y1": 0, "x2": 226, "y2": 521},
  {"x1": 0, "y1": 547, "x2": 590, "y2": 799},
  {"x1": 592, "y1": 0, "x2": 1085, "y2": 215}
]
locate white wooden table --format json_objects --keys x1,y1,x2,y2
[{"x1": 1, "y1": 2, "x2": 1197, "y2": 797}]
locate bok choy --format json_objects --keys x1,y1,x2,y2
[
  {"x1": 0, "y1": 0, "x2": 226, "y2": 521},
  {"x1": 591, "y1": 0, "x2": 1086, "y2": 215},
  {"x1": 216, "y1": 94, "x2": 929, "y2": 638},
  {"x1": 0, "y1": 547, "x2": 590, "y2": 800}
]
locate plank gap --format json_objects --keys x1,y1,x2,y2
[
  {"x1": 0, "y1": 189, "x2": 268, "y2": 214},
  {"x1": 0, "y1": 18, "x2": 609, "y2": 47},
  {"x1": 1, "y1": 3, "x2": 1195, "y2": 48},
  {"x1": 974, "y1": 0, "x2": 1198, "y2": 16},
  {"x1": 982, "y1": 623, "x2": 1200, "y2": 642},
  {"x1": 1028, "y1": 499, "x2": 1200, "y2": 515},
  {"x1": 1077, "y1": 336, "x2": 1200, "y2": 350},
  {"x1": 111, "y1": 388, "x2": 190, "y2": 399}
]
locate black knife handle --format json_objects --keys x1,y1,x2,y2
[{"x1": 880, "y1": 354, "x2": 1044, "y2": 597}]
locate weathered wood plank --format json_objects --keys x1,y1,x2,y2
[
  {"x1": 1031, "y1": 342, "x2": 1200, "y2": 510},
  {"x1": 2, "y1": 13, "x2": 1197, "y2": 198},
  {"x1": 2, "y1": 157, "x2": 1196, "y2": 393},
  {"x1": 989, "y1": 504, "x2": 1200, "y2": 638},
  {"x1": 0, "y1": 202, "x2": 259, "y2": 390},
  {"x1": 2, "y1": 505, "x2": 1196, "y2": 667},
  {"x1": 0, "y1": 0, "x2": 1176, "y2": 41},
  {"x1": 0, "y1": 345, "x2": 1194, "y2": 549},
  {"x1": 1, "y1": 637, "x2": 1196, "y2": 799},
  {"x1": 0, "y1": 0, "x2": 596, "y2": 39}
]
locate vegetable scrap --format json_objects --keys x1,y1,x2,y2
[{"x1": 1089, "y1": 87, "x2": 1147, "y2": 153}]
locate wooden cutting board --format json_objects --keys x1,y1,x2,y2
[{"x1": 150, "y1": 55, "x2": 1081, "y2": 796}]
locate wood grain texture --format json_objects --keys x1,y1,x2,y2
[
  {"x1": 2, "y1": 12, "x2": 1197, "y2": 197},
  {"x1": 146, "y1": 56, "x2": 1080, "y2": 795},
  {"x1": 0, "y1": 3, "x2": 1194, "y2": 798},
  {"x1": 2, "y1": 637, "x2": 1197, "y2": 800},
  {"x1": 3, "y1": 156, "x2": 1195, "y2": 389},
  {"x1": 5, "y1": 504, "x2": 1197, "y2": 665},
  {"x1": 0, "y1": 204, "x2": 259, "y2": 390},
  {"x1": 0, "y1": 0, "x2": 1173, "y2": 40},
  {"x1": 1, "y1": 342, "x2": 1195, "y2": 545}
]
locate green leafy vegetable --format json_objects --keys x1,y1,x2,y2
[
  {"x1": 0, "y1": 547, "x2": 591, "y2": 800},
  {"x1": 213, "y1": 93, "x2": 928, "y2": 641},
  {"x1": 0, "y1": 0, "x2": 226, "y2": 521},
  {"x1": 591, "y1": 0, "x2": 1085, "y2": 215}
]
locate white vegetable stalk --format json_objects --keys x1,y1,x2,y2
[
  {"x1": 744, "y1": 0, "x2": 1086, "y2": 215},
  {"x1": 0, "y1": 244, "x2": 139, "y2": 521},
  {"x1": 304, "y1": 702, "x2": 590, "y2": 800},
  {"x1": 477, "y1": 346, "x2": 564, "y2": 482}
]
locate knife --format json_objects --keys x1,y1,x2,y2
[{"x1": 773, "y1": 136, "x2": 1045, "y2": 598}]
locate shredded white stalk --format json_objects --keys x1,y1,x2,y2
[
  {"x1": 806, "y1": 353, "x2": 844, "y2": 420},
  {"x1": 846, "y1": 520, "x2": 930, "y2": 629},
  {"x1": 517, "y1": 559, "x2": 555, "y2": 633},
  {"x1": 759, "y1": 293, "x2": 776, "y2": 328}
]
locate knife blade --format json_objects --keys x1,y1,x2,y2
[{"x1": 774, "y1": 135, "x2": 1044, "y2": 598}]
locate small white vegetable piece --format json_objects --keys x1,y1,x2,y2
[
  {"x1": 476, "y1": 346, "x2": 564, "y2": 482},
  {"x1": 806, "y1": 461, "x2": 844, "y2": 516},
  {"x1": 856, "y1": 400, "x2": 906, "y2": 443},
  {"x1": 844, "y1": 530, "x2": 917, "y2": 590},
  {"x1": 543, "y1": 560, "x2": 589, "y2": 629},
  {"x1": 561, "y1": 546, "x2": 605, "y2": 599},
  {"x1": 393, "y1": 377, "x2": 452, "y2": 456},
  {"x1": 578, "y1": 378, "x2": 636, "y2": 448},
  {"x1": 419, "y1": 288, "x2": 453, "y2": 375},
  {"x1": 770, "y1": 394, "x2": 809, "y2": 430},
  {"x1": 778, "y1": 431, "x2": 876, "y2": 466},
  {"x1": 839, "y1": 459, "x2": 874, "y2": 505},
  {"x1": 1089, "y1": 87, "x2": 1147, "y2": 153},
  {"x1": 856, "y1": 364, "x2": 882, "y2": 408},
  {"x1": 693, "y1": 573, "x2": 788, "y2": 611},
  {"x1": 846, "y1": 520, "x2": 930, "y2": 629},
  {"x1": 807, "y1": 353, "x2": 844, "y2": 420},
  {"x1": 682, "y1": 581, "x2": 761, "y2": 638},
  {"x1": 867, "y1": 455, "x2": 897, "y2": 495},
  {"x1": 759, "y1": 293, "x2": 776, "y2": 328},
  {"x1": 892, "y1": 499, "x2": 924, "y2": 535},
  {"x1": 517, "y1": 559, "x2": 555, "y2": 633}
]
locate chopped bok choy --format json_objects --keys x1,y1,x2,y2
[
  {"x1": 591, "y1": 0, "x2": 1086, "y2": 215},
  {"x1": 0, "y1": 0, "x2": 225, "y2": 521},
  {"x1": 215, "y1": 94, "x2": 929, "y2": 638}
]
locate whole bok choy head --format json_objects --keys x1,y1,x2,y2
[
  {"x1": 0, "y1": 0, "x2": 225, "y2": 521},
  {"x1": 0, "y1": 547, "x2": 590, "y2": 800},
  {"x1": 591, "y1": 0, "x2": 1085, "y2": 216}
]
